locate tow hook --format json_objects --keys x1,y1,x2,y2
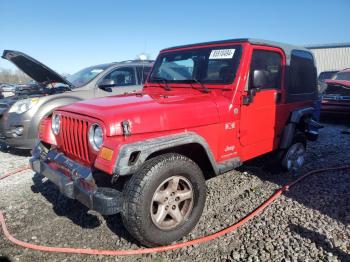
[{"x1": 111, "y1": 173, "x2": 120, "y2": 184}]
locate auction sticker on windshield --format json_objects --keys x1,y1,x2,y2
[{"x1": 209, "y1": 49, "x2": 235, "y2": 59}]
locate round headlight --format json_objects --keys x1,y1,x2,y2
[
  {"x1": 51, "y1": 114, "x2": 61, "y2": 135},
  {"x1": 88, "y1": 124, "x2": 103, "y2": 151}
]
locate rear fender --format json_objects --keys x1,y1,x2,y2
[{"x1": 280, "y1": 107, "x2": 318, "y2": 149}]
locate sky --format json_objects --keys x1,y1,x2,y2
[{"x1": 0, "y1": 0, "x2": 349, "y2": 74}]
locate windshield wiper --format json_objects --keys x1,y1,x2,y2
[
  {"x1": 150, "y1": 76, "x2": 172, "y2": 91},
  {"x1": 191, "y1": 78, "x2": 210, "y2": 93}
]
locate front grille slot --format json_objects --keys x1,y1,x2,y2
[{"x1": 60, "y1": 115, "x2": 90, "y2": 163}]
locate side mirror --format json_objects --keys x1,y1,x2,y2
[
  {"x1": 98, "y1": 79, "x2": 116, "y2": 92},
  {"x1": 252, "y1": 69, "x2": 269, "y2": 89},
  {"x1": 243, "y1": 70, "x2": 269, "y2": 105}
]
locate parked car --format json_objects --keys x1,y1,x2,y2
[
  {"x1": 0, "y1": 50, "x2": 153, "y2": 149},
  {"x1": 317, "y1": 70, "x2": 338, "y2": 93},
  {"x1": 0, "y1": 86, "x2": 4, "y2": 99},
  {"x1": 31, "y1": 38, "x2": 320, "y2": 246},
  {"x1": 0, "y1": 83, "x2": 18, "y2": 97},
  {"x1": 321, "y1": 68, "x2": 350, "y2": 115},
  {"x1": 318, "y1": 70, "x2": 338, "y2": 82}
]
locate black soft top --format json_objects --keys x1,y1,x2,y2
[{"x1": 162, "y1": 38, "x2": 313, "y2": 66}]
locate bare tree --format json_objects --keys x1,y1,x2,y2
[
  {"x1": 135, "y1": 53, "x2": 152, "y2": 60},
  {"x1": 0, "y1": 68, "x2": 31, "y2": 84}
]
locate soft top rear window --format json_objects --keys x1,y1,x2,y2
[{"x1": 149, "y1": 45, "x2": 242, "y2": 84}]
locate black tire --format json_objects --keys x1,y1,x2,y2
[
  {"x1": 281, "y1": 134, "x2": 307, "y2": 173},
  {"x1": 266, "y1": 133, "x2": 307, "y2": 174},
  {"x1": 121, "y1": 153, "x2": 206, "y2": 247}
]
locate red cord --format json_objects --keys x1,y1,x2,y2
[
  {"x1": 1, "y1": 165, "x2": 349, "y2": 256},
  {"x1": 0, "y1": 166, "x2": 30, "y2": 180}
]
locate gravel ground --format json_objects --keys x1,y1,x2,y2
[{"x1": 0, "y1": 122, "x2": 350, "y2": 262}]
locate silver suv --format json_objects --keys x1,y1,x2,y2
[{"x1": 0, "y1": 50, "x2": 153, "y2": 149}]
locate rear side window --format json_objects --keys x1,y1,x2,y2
[
  {"x1": 249, "y1": 50, "x2": 282, "y2": 90},
  {"x1": 289, "y1": 50, "x2": 317, "y2": 94},
  {"x1": 136, "y1": 66, "x2": 152, "y2": 84}
]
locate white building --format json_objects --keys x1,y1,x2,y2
[{"x1": 306, "y1": 43, "x2": 350, "y2": 74}]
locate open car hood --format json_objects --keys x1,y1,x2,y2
[
  {"x1": 2, "y1": 50, "x2": 73, "y2": 87},
  {"x1": 323, "y1": 80, "x2": 350, "y2": 97},
  {"x1": 325, "y1": 79, "x2": 350, "y2": 88}
]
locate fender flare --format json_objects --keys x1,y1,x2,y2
[
  {"x1": 113, "y1": 132, "x2": 220, "y2": 176},
  {"x1": 280, "y1": 107, "x2": 315, "y2": 149},
  {"x1": 289, "y1": 107, "x2": 314, "y2": 123}
]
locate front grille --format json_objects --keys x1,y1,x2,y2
[{"x1": 60, "y1": 115, "x2": 90, "y2": 163}]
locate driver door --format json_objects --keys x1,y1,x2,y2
[{"x1": 239, "y1": 47, "x2": 285, "y2": 159}]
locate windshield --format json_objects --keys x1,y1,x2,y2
[
  {"x1": 318, "y1": 71, "x2": 337, "y2": 81},
  {"x1": 334, "y1": 71, "x2": 350, "y2": 81},
  {"x1": 149, "y1": 45, "x2": 242, "y2": 85},
  {"x1": 66, "y1": 64, "x2": 110, "y2": 88}
]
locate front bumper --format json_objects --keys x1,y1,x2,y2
[
  {"x1": 30, "y1": 143, "x2": 123, "y2": 215},
  {"x1": 0, "y1": 111, "x2": 36, "y2": 149},
  {"x1": 321, "y1": 99, "x2": 350, "y2": 115}
]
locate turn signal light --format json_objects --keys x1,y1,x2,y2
[{"x1": 100, "y1": 147, "x2": 114, "y2": 161}]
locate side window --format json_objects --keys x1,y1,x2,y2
[
  {"x1": 289, "y1": 50, "x2": 317, "y2": 94},
  {"x1": 136, "y1": 66, "x2": 152, "y2": 84},
  {"x1": 206, "y1": 60, "x2": 234, "y2": 83},
  {"x1": 249, "y1": 50, "x2": 282, "y2": 90},
  {"x1": 102, "y1": 67, "x2": 136, "y2": 87}
]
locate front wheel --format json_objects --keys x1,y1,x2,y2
[{"x1": 122, "y1": 153, "x2": 206, "y2": 247}]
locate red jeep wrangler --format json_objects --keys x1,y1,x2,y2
[{"x1": 31, "y1": 39, "x2": 320, "y2": 247}]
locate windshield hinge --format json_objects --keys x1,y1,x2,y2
[{"x1": 122, "y1": 120, "x2": 131, "y2": 136}]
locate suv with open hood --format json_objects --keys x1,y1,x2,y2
[
  {"x1": 321, "y1": 68, "x2": 350, "y2": 115},
  {"x1": 31, "y1": 39, "x2": 321, "y2": 246},
  {"x1": 0, "y1": 50, "x2": 153, "y2": 149}
]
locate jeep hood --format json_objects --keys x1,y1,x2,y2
[
  {"x1": 59, "y1": 93, "x2": 220, "y2": 135},
  {"x1": 2, "y1": 50, "x2": 73, "y2": 87}
]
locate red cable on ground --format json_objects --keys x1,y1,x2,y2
[
  {"x1": 1, "y1": 165, "x2": 349, "y2": 256},
  {"x1": 0, "y1": 165, "x2": 30, "y2": 181}
]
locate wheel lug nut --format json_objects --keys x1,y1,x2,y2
[
  {"x1": 172, "y1": 205, "x2": 176, "y2": 210},
  {"x1": 175, "y1": 197, "x2": 180, "y2": 201},
  {"x1": 165, "y1": 205, "x2": 169, "y2": 210},
  {"x1": 171, "y1": 192, "x2": 175, "y2": 196},
  {"x1": 164, "y1": 197, "x2": 168, "y2": 201}
]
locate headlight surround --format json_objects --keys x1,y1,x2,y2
[
  {"x1": 8, "y1": 98, "x2": 39, "y2": 114},
  {"x1": 51, "y1": 114, "x2": 61, "y2": 135},
  {"x1": 88, "y1": 124, "x2": 104, "y2": 151}
]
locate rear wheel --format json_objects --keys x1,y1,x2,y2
[
  {"x1": 281, "y1": 135, "x2": 307, "y2": 174},
  {"x1": 122, "y1": 153, "x2": 206, "y2": 247},
  {"x1": 281, "y1": 142, "x2": 306, "y2": 173},
  {"x1": 265, "y1": 134, "x2": 307, "y2": 174}
]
